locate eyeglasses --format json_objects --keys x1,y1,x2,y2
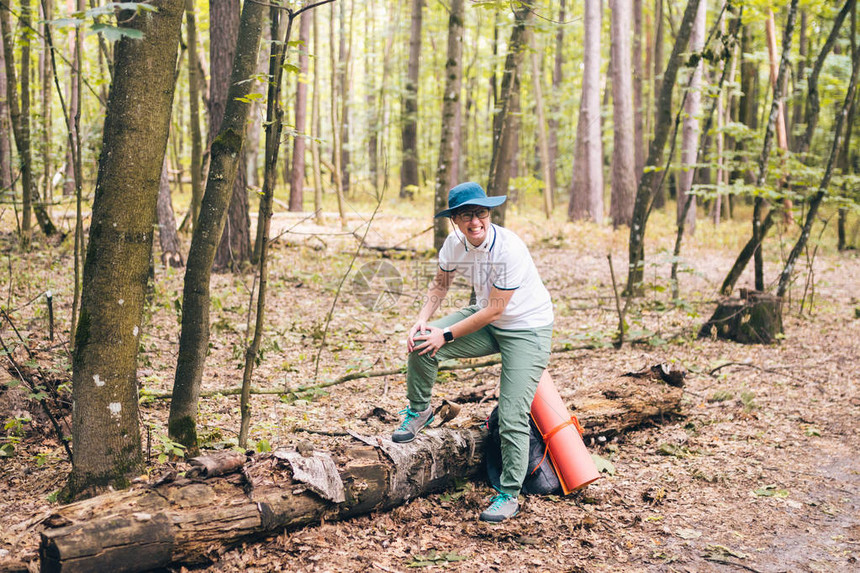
[{"x1": 453, "y1": 207, "x2": 490, "y2": 222}]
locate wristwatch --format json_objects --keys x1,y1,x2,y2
[{"x1": 442, "y1": 327, "x2": 454, "y2": 342}]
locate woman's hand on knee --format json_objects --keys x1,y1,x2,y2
[
  {"x1": 407, "y1": 320, "x2": 429, "y2": 353},
  {"x1": 413, "y1": 326, "x2": 446, "y2": 358}
]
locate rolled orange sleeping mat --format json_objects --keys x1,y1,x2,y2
[{"x1": 530, "y1": 372, "x2": 600, "y2": 494}]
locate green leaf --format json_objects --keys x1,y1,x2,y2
[
  {"x1": 282, "y1": 63, "x2": 301, "y2": 74},
  {"x1": 89, "y1": 23, "x2": 143, "y2": 42},
  {"x1": 0, "y1": 443, "x2": 15, "y2": 457},
  {"x1": 407, "y1": 550, "x2": 469, "y2": 567},
  {"x1": 591, "y1": 453, "x2": 615, "y2": 475},
  {"x1": 754, "y1": 484, "x2": 789, "y2": 498}
]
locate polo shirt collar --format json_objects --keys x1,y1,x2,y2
[{"x1": 463, "y1": 223, "x2": 497, "y2": 253}]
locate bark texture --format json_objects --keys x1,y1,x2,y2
[
  {"x1": 676, "y1": 0, "x2": 706, "y2": 234},
  {"x1": 433, "y1": 0, "x2": 464, "y2": 250},
  {"x1": 609, "y1": 0, "x2": 637, "y2": 228},
  {"x1": 288, "y1": 12, "x2": 312, "y2": 212},
  {"x1": 626, "y1": 0, "x2": 701, "y2": 293},
  {"x1": 569, "y1": 0, "x2": 604, "y2": 222},
  {"x1": 210, "y1": 0, "x2": 251, "y2": 272},
  {"x1": 66, "y1": 0, "x2": 185, "y2": 499},
  {"x1": 400, "y1": 0, "x2": 423, "y2": 198},
  {"x1": 487, "y1": 0, "x2": 532, "y2": 226},
  {"x1": 157, "y1": 160, "x2": 184, "y2": 268},
  {"x1": 169, "y1": 0, "x2": 267, "y2": 453},
  {"x1": 40, "y1": 366, "x2": 683, "y2": 572}
]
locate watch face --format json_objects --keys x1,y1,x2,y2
[{"x1": 443, "y1": 329, "x2": 454, "y2": 342}]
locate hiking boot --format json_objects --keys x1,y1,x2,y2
[
  {"x1": 391, "y1": 406, "x2": 434, "y2": 443},
  {"x1": 479, "y1": 492, "x2": 519, "y2": 522}
]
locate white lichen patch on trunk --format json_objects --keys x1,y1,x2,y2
[
  {"x1": 93, "y1": 374, "x2": 104, "y2": 387},
  {"x1": 109, "y1": 402, "x2": 122, "y2": 418}
]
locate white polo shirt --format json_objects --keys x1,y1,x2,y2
[{"x1": 438, "y1": 224, "x2": 554, "y2": 330}]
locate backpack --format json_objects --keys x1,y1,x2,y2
[{"x1": 485, "y1": 406, "x2": 562, "y2": 496}]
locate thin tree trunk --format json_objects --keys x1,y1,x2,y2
[
  {"x1": 486, "y1": 1, "x2": 532, "y2": 227},
  {"x1": 329, "y1": 4, "x2": 346, "y2": 228},
  {"x1": 651, "y1": 0, "x2": 666, "y2": 209},
  {"x1": 337, "y1": 0, "x2": 352, "y2": 195},
  {"x1": 62, "y1": 0, "x2": 77, "y2": 199},
  {"x1": 168, "y1": 0, "x2": 267, "y2": 454},
  {"x1": 777, "y1": 44, "x2": 859, "y2": 298},
  {"x1": 186, "y1": 0, "x2": 203, "y2": 230},
  {"x1": 546, "y1": 0, "x2": 565, "y2": 196},
  {"x1": 610, "y1": 0, "x2": 637, "y2": 228},
  {"x1": 433, "y1": 0, "x2": 464, "y2": 251},
  {"x1": 633, "y1": 0, "x2": 645, "y2": 177},
  {"x1": 720, "y1": 0, "x2": 798, "y2": 296},
  {"x1": 289, "y1": 12, "x2": 312, "y2": 212},
  {"x1": 400, "y1": 0, "x2": 423, "y2": 198},
  {"x1": 311, "y1": 9, "x2": 324, "y2": 225},
  {"x1": 209, "y1": 0, "x2": 251, "y2": 273},
  {"x1": 40, "y1": 0, "x2": 53, "y2": 211},
  {"x1": 65, "y1": 0, "x2": 185, "y2": 500},
  {"x1": 569, "y1": 0, "x2": 604, "y2": 222},
  {"x1": 626, "y1": 0, "x2": 702, "y2": 293},
  {"x1": 0, "y1": 29, "x2": 12, "y2": 193},
  {"x1": 529, "y1": 33, "x2": 553, "y2": 219},
  {"x1": 799, "y1": 0, "x2": 855, "y2": 156},
  {"x1": 157, "y1": 159, "x2": 184, "y2": 268},
  {"x1": 677, "y1": 0, "x2": 706, "y2": 235}
]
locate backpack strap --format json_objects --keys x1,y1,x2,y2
[{"x1": 529, "y1": 415, "x2": 584, "y2": 475}]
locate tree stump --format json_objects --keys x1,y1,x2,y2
[{"x1": 699, "y1": 289, "x2": 783, "y2": 344}]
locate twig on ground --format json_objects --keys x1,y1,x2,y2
[{"x1": 708, "y1": 362, "x2": 808, "y2": 383}]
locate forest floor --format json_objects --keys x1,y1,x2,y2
[{"x1": 0, "y1": 201, "x2": 858, "y2": 572}]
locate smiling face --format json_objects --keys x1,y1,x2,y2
[{"x1": 452, "y1": 206, "x2": 491, "y2": 247}]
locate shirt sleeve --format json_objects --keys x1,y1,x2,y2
[
  {"x1": 491, "y1": 239, "x2": 527, "y2": 290},
  {"x1": 438, "y1": 234, "x2": 457, "y2": 272}
]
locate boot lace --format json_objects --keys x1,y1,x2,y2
[
  {"x1": 487, "y1": 492, "x2": 515, "y2": 511},
  {"x1": 397, "y1": 407, "x2": 419, "y2": 430}
]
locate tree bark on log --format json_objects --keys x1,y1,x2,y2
[{"x1": 39, "y1": 367, "x2": 683, "y2": 572}]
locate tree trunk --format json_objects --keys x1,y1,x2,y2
[
  {"x1": 798, "y1": 0, "x2": 854, "y2": 156},
  {"x1": 65, "y1": 0, "x2": 185, "y2": 500},
  {"x1": 487, "y1": 0, "x2": 532, "y2": 226},
  {"x1": 289, "y1": 12, "x2": 312, "y2": 212},
  {"x1": 720, "y1": 0, "x2": 799, "y2": 296},
  {"x1": 433, "y1": 0, "x2": 464, "y2": 251},
  {"x1": 0, "y1": 29, "x2": 12, "y2": 193},
  {"x1": 547, "y1": 0, "x2": 565, "y2": 195},
  {"x1": 569, "y1": 0, "x2": 604, "y2": 222},
  {"x1": 209, "y1": 0, "x2": 251, "y2": 273},
  {"x1": 62, "y1": 0, "x2": 79, "y2": 199},
  {"x1": 329, "y1": 4, "x2": 346, "y2": 228},
  {"x1": 776, "y1": 43, "x2": 859, "y2": 298},
  {"x1": 530, "y1": 34, "x2": 553, "y2": 219},
  {"x1": 700, "y1": 289, "x2": 783, "y2": 344},
  {"x1": 651, "y1": 0, "x2": 667, "y2": 210},
  {"x1": 337, "y1": 0, "x2": 352, "y2": 195},
  {"x1": 677, "y1": 0, "x2": 705, "y2": 235},
  {"x1": 310, "y1": 10, "x2": 324, "y2": 225},
  {"x1": 40, "y1": 366, "x2": 683, "y2": 572},
  {"x1": 400, "y1": 0, "x2": 423, "y2": 198},
  {"x1": 157, "y1": 159, "x2": 184, "y2": 268},
  {"x1": 626, "y1": 0, "x2": 701, "y2": 293},
  {"x1": 169, "y1": 0, "x2": 267, "y2": 454},
  {"x1": 40, "y1": 0, "x2": 53, "y2": 211},
  {"x1": 609, "y1": 0, "x2": 637, "y2": 228},
  {"x1": 633, "y1": 0, "x2": 645, "y2": 178},
  {"x1": 186, "y1": 0, "x2": 203, "y2": 230}
]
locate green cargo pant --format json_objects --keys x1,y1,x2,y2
[{"x1": 407, "y1": 305, "x2": 552, "y2": 496}]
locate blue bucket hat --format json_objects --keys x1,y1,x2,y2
[{"x1": 434, "y1": 182, "x2": 506, "y2": 219}]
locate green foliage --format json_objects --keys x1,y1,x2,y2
[{"x1": 407, "y1": 550, "x2": 470, "y2": 567}]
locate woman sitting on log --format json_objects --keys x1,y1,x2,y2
[{"x1": 393, "y1": 182, "x2": 554, "y2": 523}]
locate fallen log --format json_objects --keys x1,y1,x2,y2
[{"x1": 37, "y1": 366, "x2": 684, "y2": 573}]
